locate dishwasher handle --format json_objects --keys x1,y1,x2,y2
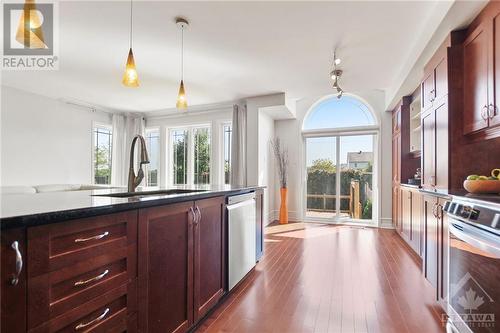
[
  {"x1": 227, "y1": 192, "x2": 256, "y2": 205},
  {"x1": 227, "y1": 198, "x2": 255, "y2": 211}
]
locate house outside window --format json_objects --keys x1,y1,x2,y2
[
  {"x1": 93, "y1": 124, "x2": 112, "y2": 184},
  {"x1": 145, "y1": 128, "x2": 160, "y2": 186}
]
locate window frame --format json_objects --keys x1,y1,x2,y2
[
  {"x1": 91, "y1": 122, "x2": 113, "y2": 185},
  {"x1": 220, "y1": 121, "x2": 232, "y2": 185},
  {"x1": 144, "y1": 127, "x2": 161, "y2": 187}
]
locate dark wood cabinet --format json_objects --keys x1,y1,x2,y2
[
  {"x1": 138, "y1": 201, "x2": 194, "y2": 333},
  {"x1": 421, "y1": 99, "x2": 449, "y2": 191},
  {"x1": 396, "y1": 186, "x2": 422, "y2": 257},
  {"x1": 422, "y1": 72, "x2": 435, "y2": 112},
  {"x1": 422, "y1": 195, "x2": 448, "y2": 302},
  {"x1": 1, "y1": 228, "x2": 27, "y2": 333},
  {"x1": 400, "y1": 187, "x2": 411, "y2": 241},
  {"x1": 392, "y1": 186, "x2": 400, "y2": 231},
  {"x1": 463, "y1": 23, "x2": 490, "y2": 135},
  {"x1": 462, "y1": 2, "x2": 500, "y2": 139},
  {"x1": 2, "y1": 192, "x2": 256, "y2": 333},
  {"x1": 392, "y1": 134, "x2": 401, "y2": 184},
  {"x1": 438, "y1": 198, "x2": 449, "y2": 303},
  {"x1": 422, "y1": 110, "x2": 436, "y2": 189},
  {"x1": 26, "y1": 211, "x2": 138, "y2": 332},
  {"x1": 423, "y1": 195, "x2": 439, "y2": 294},
  {"x1": 410, "y1": 190, "x2": 423, "y2": 257},
  {"x1": 492, "y1": 11, "x2": 500, "y2": 128},
  {"x1": 193, "y1": 197, "x2": 225, "y2": 321},
  {"x1": 138, "y1": 196, "x2": 227, "y2": 333}
]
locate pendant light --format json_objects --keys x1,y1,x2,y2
[
  {"x1": 122, "y1": 0, "x2": 139, "y2": 87},
  {"x1": 176, "y1": 17, "x2": 189, "y2": 110},
  {"x1": 16, "y1": 0, "x2": 46, "y2": 49}
]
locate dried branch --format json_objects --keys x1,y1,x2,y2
[{"x1": 270, "y1": 138, "x2": 289, "y2": 188}]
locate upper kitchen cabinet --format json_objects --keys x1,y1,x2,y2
[
  {"x1": 421, "y1": 57, "x2": 447, "y2": 113},
  {"x1": 463, "y1": 23, "x2": 490, "y2": 134},
  {"x1": 463, "y1": 1, "x2": 500, "y2": 139}
]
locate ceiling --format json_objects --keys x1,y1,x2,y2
[{"x1": 0, "y1": 1, "x2": 484, "y2": 113}]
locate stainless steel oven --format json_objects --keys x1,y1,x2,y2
[{"x1": 444, "y1": 198, "x2": 500, "y2": 333}]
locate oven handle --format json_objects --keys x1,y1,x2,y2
[{"x1": 449, "y1": 221, "x2": 500, "y2": 258}]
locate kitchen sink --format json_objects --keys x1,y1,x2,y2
[{"x1": 92, "y1": 189, "x2": 207, "y2": 198}]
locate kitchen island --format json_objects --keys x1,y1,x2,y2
[{"x1": 1, "y1": 185, "x2": 264, "y2": 333}]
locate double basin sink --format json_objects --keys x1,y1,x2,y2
[{"x1": 93, "y1": 189, "x2": 207, "y2": 198}]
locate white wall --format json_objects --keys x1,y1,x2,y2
[
  {"x1": 273, "y1": 91, "x2": 393, "y2": 225},
  {"x1": 1, "y1": 86, "x2": 111, "y2": 186},
  {"x1": 146, "y1": 108, "x2": 232, "y2": 187},
  {"x1": 258, "y1": 111, "x2": 275, "y2": 224}
]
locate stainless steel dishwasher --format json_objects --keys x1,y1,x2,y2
[{"x1": 227, "y1": 192, "x2": 256, "y2": 290}]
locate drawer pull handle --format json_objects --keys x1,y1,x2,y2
[
  {"x1": 75, "y1": 308, "x2": 110, "y2": 330},
  {"x1": 74, "y1": 231, "x2": 109, "y2": 243},
  {"x1": 74, "y1": 269, "x2": 109, "y2": 287},
  {"x1": 11, "y1": 241, "x2": 23, "y2": 286}
]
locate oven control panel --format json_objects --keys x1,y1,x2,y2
[
  {"x1": 444, "y1": 202, "x2": 480, "y2": 220},
  {"x1": 445, "y1": 199, "x2": 500, "y2": 235}
]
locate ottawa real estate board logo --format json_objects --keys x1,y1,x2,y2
[
  {"x1": 447, "y1": 272, "x2": 495, "y2": 330},
  {"x1": 2, "y1": 1, "x2": 59, "y2": 70}
]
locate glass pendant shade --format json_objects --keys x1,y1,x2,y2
[
  {"x1": 16, "y1": 0, "x2": 46, "y2": 49},
  {"x1": 122, "y1": 48, "x2": 139, "y2": 87},
  {"x1": 176, "y1": 80, "x2": 188, "y2": 110}
]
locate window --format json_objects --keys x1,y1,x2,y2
[
  {"x1": 145, "y1": 129, "x2": 160, "y2": 186},
  {"x1": 303, "y1": 94, "x2": 378, "y2": 223},
  {"x1": 222, "y1": 124, "x2": 232, "y2": 184},
  {"x1": 172, "y1": 129, "x2": 188, "y2": 185},
  {"x1": 169, "y1": 125, "x2": 211, "y2": 186},
  {"x1": 194, "y1": 127, "x2": 211, "y2": 185},
  {"x1": 303, "y1": 95, "x2": 376, "y2": 131},
  {"x1": 93, "y1": 125, "x2": 112, "y2": 184}
]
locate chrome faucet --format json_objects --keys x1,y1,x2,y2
[{"x1": 128, "y1": 135, "x2": 150, "y2": 192}]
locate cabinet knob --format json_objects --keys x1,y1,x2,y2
[
  {"x1": 488, "y1": 104, "x2": 496, "y2": 119},
  {"x1": 195, "y1": 206, "x2": 202, "y2": 225},
  {"x1": 481, "y1": 105, "x2": 489, "y2": 121},
  {"x1": 428, "y1": 90, "x2": 435, "y2": 102},
  {"x1": 430, "y1": 175, "x2": 436, "y2": 187}
]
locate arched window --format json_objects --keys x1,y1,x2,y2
[{"x1": 303, "y1": 95, "x2": 376, "y2": 131}]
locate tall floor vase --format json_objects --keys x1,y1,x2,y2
[{"x1": 279, "y1": 187, "x2": 288, "y2": 224}]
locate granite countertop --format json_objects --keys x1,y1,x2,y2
[
  {"x1": 418, "y1": 187, "x2": 500, "y2": 207},
  {"x1": 418, "y1": 187, "x2": 452, "y2": 199},
  {"x1": 0, "y1": 185, "x2": 263, "y2": 229}
]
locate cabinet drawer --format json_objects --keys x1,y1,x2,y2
[
  {"x1": 28, "y1": 211, "x2": 137, "y2": 276},
  {"x1": 29, "y1": 284, "x2": 132, "y2": 333}
]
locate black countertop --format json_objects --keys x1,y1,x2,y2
[
  {"x1": 0, "y1": 185, "x2": 264, "y2": 229},
  {"x1": 400, "y1": 183, "x2": 421, "y2": 190}
]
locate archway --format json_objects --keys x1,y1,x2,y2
[{"x1": 302, "y1": 94, "x2": 379, "y2": 224}]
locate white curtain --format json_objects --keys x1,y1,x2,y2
[
  {"x1": 230, "y1": 104, "x2": 247, "y2": 186},
  {"x1": 111, "y1": 114, "x2": 145, "y2": 186}
]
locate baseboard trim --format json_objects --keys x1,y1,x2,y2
[{"x1": 379, "y1": 218, "x2": 394, "y2": 229}]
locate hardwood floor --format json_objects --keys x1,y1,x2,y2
[{"x1": 196, "y1": 222, "x2": 445, "y2": 333}]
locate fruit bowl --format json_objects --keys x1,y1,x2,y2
[{"x1": 463, "y1": 180, "x2": 500, "y2": 194}]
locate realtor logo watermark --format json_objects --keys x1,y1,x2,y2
[
  {"x1": 2, "y1": 1, "x2": 59, "y2": 70},
  {"x1": 445, "y1": 272, "x2": 495, "y2": 330}
]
